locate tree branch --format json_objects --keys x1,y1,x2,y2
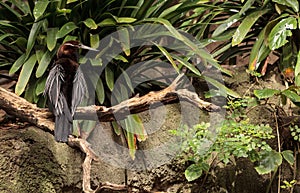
[{"x1": 0, "y1": 74, "x2": 220, "y2": 130}]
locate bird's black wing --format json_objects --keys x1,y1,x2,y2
[
  {"x1": 71, "y1": 68, "x2": 88, "y2": 116},
  {"x1": 44, "y1": 64, "x2": 65, "y2": 116},
  {"x1": 44, "y1": 64, "x2": 72, "y2": 142}
]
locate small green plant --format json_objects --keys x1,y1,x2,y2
[
  {"x1": 173, "y1": 120, "x2": 275, "y2": 181},
  {"x1": 280, "y1": 180, "x2": 297, "y2": 190},
  {"x1": 289, "y1": 125, "x2": 300, "y2": 142},
  {"x1": 172, "y1": 98, "x2": 295, "y2": 181}
]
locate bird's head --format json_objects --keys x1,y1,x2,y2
[{"x1": 57, "y1": 40, "x2": 98, "y2": 61}]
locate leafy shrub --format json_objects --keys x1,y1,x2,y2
[{"x1": 172, "y1": 97, "x2": 295, "y2": 181}]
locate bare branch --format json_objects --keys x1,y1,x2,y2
[{"x1": 0, "y1": 74, "x2": 220, "y2": 130}]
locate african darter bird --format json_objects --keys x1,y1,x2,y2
[{"x1": 44, "y1": 40, "x2": 96, "y2": 142}]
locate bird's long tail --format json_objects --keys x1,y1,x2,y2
[{"x1": 54, "y1": 113, "x2": 73, "y2": 142}]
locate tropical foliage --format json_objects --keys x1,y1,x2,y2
[{"x1": 1, "y1": 0, "x2": 300, "y2": 185}]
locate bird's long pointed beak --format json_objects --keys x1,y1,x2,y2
[{"x1": 79, "y1": 44, "x2": 98, "y2": 51}]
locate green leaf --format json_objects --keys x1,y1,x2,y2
[
  {"x1": 254, "y1": 89, "x2": 280, "y2": 99},
  {"x1": 56, "y1": 22, "x2": 78, "y2": 39},
  {"x1": 118, "y1": 28, "x2": 130, "y2": 56},
  {"x1": 24, "y1": 80, "x2": 37, "y2": 103},
  {"x1": 123, "y1": 117, "x2": 137, "y2": 160},
  {"x1": 295, "y1": 50, "x2": 300, "y2": 77},
  {"x1": 249, "y1": 28, "x2": 271, "y2": 71},
  {"x1": 105, "y1": 66, "x2": 114, "y2": 91},
  {"x1": 9, "y1": 53, "x2": 26, "y2": 75},
  {"x1": 97, "y1": 18, "x2": 117, "y2": 27},
  {"x1": 212, "y1": 14, "x2": 240, "y2": 37},
  {"x1": 36, "y1": 50, "x2": 54, "y2": 78},
  {"x1": 35, "y1": 50, "x2": 44, "y2": 64},
  {"x1": 116, "y1": 17, "x2": 137, "y2": 23},
  {"x1": 281, "y1": 89, "x2": 300, "y2": 102},
  {"x1": 15, "y1": 54, "x2": 37, "y2": 95},
  {"x1": 232, "y1": 10, "x2": 268, "y2": 46},
  {"x1": 63, "y1": 35, "x2": 77, "y2": 42},
  {"x1": 255, "y1": 150, "x2": 282, "y2": 174},
  {"x1": 84, "y1": 18, "x2": 98, "y2": 29},
  {"x1": 96, "y1": 78, "x2": 105, "y2": 104},
  {"x1": 90, "y1": 34, "x2": 100, "y2": 49},
  {"x1": 154, "y1": 43, "x2": 179, "y2": 73},
  {"x1": 33, "y1": 0, "x2": 49, "y2": 20},
  {"x1": 132, "y1": 114, "x2": 147, "y2": 142},
  {"x1": 272, "y1": 0, "x2": 299, "y2": 12},
  {"x1": 35, "y1": 76, "x2": 47, "y2": 96},
  {"x1": 239, "y1": 0, "x2": 256, "y2": 15},
  {"x1": 172, "y1": 54, "x2": 201, "y2": 76},
  {"x1": 112, "y1": 121, "x2": 121, "y2": 135},
  {"x1": 0, "y1": 34, "x2": 14, "y2": 42},
  {"x1": 268, "y1": 17, "x2": 297, "y2": 50},
  {"x1": 47, "y1": 28, "x2": 58, "y2": 51},
  {"x1": 204, "y1": 76, "x2": 241, "y2": 98},
  {"x1": 185, "y1": 164, "x2": 203, "y2": 182},
  {"x1": 26, "y1": 20, "x2": 43, "y2": 59},
  {"x1": 282, "y1": 150, "x2": 294, "y2": 165}
]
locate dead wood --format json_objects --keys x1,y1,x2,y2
[{"x1": 0, "y1": 74, "x2": 220, "y2": 130}]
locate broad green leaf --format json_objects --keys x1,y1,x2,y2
[
  {"x1": 132, "y1": 114, "x2": 147, "y2": 142},
  {"x1": 112, "y1": 121, "x2": 121, "y2": 135},
  {"x1": 88, "y1": 71, "x2": 105, "y2": 103},
  {"x1": 249, "y1": 28, "x2": 271, "y2": 71},
  {"x1": 97, "y1": 18, "x2": 117, "y2": 27},
  {"x1": 26, "y1": 20, "x2": 43, "y2": 59},
  {"x1": 35, "y1": 50, "x2": 44, "y2": 64},
  {"x1": 124, "y1": 117, "x2": 137, "y2": 160},
  {"x1": 281, "y1": 89, "x2": 300, "y2": 102},
  {"x1": 232, "y1": 10, "x2": 268, "y2": 46},
  {"x1": 105, "y1": 66, "x2": 114, "y2": 91},
  {"x1": 116, "y1": 17, "x2": 137, "y2": 23},
  {"x1": 15, "y1": 54, "x2": 37, "y2": 95},
  {"x1": 118, "y1": 28, "x2": 130, "y2": 56},
  {"x1": 33, "y1": 0, "x2": 49, "y2": 20},
  {"x1": 90, "y1": 34, "x2": 100, "y2": 49},
  {"x1": 56, "y1": 22, "x2": 78, "y2": 39},
  {"x1": 120, "y1": 68, "x2": 133, "y2": 92},
  {"x1": 185, "y1": 164, "x2": 203, "y2": 182},
  {"x1": 24, "y1": 80, "x2": 37, "y2": 103},
  {"x1": 47, "y1": 28, "x2": 58, "y2": 51},
  {"x1": 254, "y1": 89, "x2": 280, "y2": 99},
  {"x1": 212, "y1": 14, "x2": 240, "y2": 37},
  {"x1": 282, "y1": 150, "x2": 294, "y2": 165},
  {"x1": 154, "y1": 43, "x2": 179, "y2": 73},
  {"x1": 63, "y1": 35, "x2": 77, "y2": 42},
  {"x1": 84, "y1": 18, "x2": 98, "y2": 29},
  {"x1": 96, "y1": 78, "x2": 105, "y2": 104},
  {"x1": 255, "y1": 150, "x2": 282, "y2": 174},
  {"x1": 9, "y1": 53, "x2": 26, "y2": 75},
  {"x1": 294, "y1": 50, "x2": 300, "y2": 77},
  {"x1": 35, "y1": 76, "x2": 47, "y2": 96},
  {"x1": 268, "y1": 17, "x2": 297, "y2": 50},
  {"x1": 272, "y1": 0, "x2": 299, "y2": 12},
  {"x1": 89, "y1": 58, "x2": 102, "y2": 66},
  {"x1": 239, "y1": 0, "x2": 256, "y2": 15},
  {"x1": 36, "y1": 50, "x2": 54, "y2": 78},
  {"x1": 204, "y1": 76, "x2": 241, "y2": 98}
]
